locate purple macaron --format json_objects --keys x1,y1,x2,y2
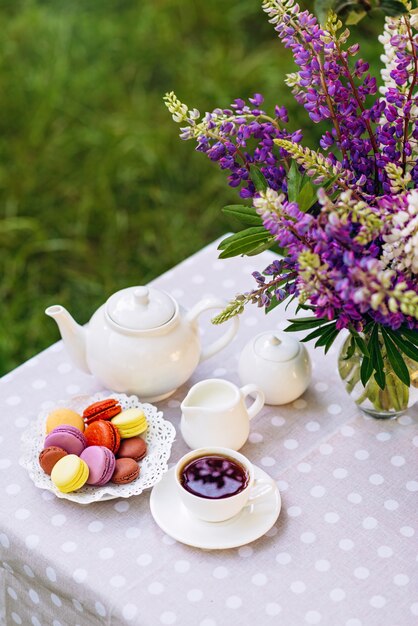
[
  {"x1": 80, "y1": 446, "x2": 116, "y2": 486},
  {"x1": 44, "y1": 425, "x2": 87, "y2": 456}
]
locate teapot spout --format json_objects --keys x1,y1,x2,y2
[{"x1": 45, "y1": 305, "x2": 91, "y2": 375}]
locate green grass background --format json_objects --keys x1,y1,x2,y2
[{"x1": 0, "y1": 0, "x2": 383, "y2": 375}]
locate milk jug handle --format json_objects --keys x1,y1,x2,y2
[
  {"x1": 187, "y1": 297, "x2": 239, "y2": 362},
  {"x1": 240, "y1": 384, "x2": 265, "y2": 420}
]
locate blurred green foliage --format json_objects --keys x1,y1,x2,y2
[{"x1": 0, "y1": 0, "x2": 383, "y2": 374}]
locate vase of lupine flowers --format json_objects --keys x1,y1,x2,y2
[{"x1": 165, "y1": 0, "x2": 418, "y2": 419}]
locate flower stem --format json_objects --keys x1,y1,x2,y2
[{"x1": 333, "y1": 41, "x2": 380, "y2": 191}]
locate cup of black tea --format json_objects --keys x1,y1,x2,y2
[{"x1": 175, "y1": 447, "x2": 272, "y2": 522}]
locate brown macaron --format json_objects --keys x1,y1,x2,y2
[
  {"x1": 116, "y1": 437, "x2": 147, "y2": 462},
  {"x1": 111, "y1": 458, "x2": 140, "y2": 484},
  {"x1": 39, "y1": 446, "x2": 68, "y2": 475}
]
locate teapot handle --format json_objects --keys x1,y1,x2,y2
[
  {"x1": 240, "y1": 384, "x2": 265, "y2": 420},
  {"x1": 187, "y1": 297, "x2": 239, "y2": 362}
]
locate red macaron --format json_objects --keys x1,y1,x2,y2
[
  {"x1": 83, "y1": 398, "x2": 122, "y2": 425},
  {"x1": 84, "y1": 419, "x2": 121, "y2": 454}
]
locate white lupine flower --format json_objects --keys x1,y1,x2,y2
[
  {"x1": 382, "y1": 191, "x2": 418, "y2": 275},
  {"x1": 379, "y1": 18, "x2": 403, "y2": 95},
  {"x1": 164, "y1": 92, "x2": 190, "y2": 123},
  {"x1": 410, "y1": 11, "x2": 418, "y2": 28},
  {"x1": 378, "y1": 16, "x2": 418, "y2": 164},
  {"x1": 393, "y1": 211, "x2": 411, "y2": 226},
  {"x1": 253, "y1": 189, "x2": 286, "y2": 214},
  {"x1": 189, "y1": 108, "x2": 200, "y2": 120}
]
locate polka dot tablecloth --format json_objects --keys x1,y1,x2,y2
[{"x1": 1, "y1": 238, "x2": 417, "y2": 626}]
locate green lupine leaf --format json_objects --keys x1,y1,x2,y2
[
  {"x1": 249, "y1": 165, "x2": 268, "y2": 192},
  {"x1": 221, "y1": 205, "x2": 263, "y2": 226},
  {"x1": 386, "y1": 329, "x2": 418, "y2": 363},
  {"x1": 323, "y1": 174, "x2": 340, "y2": 191},
  {"x1": 382, "y1": 328, "x2": 410, "y2": 386},
  {"x1": 324, "y1": 329, "x2": 340, "y2": 354},
  {"x1": 353, "y1": 334, "x2": 370, "y2": 358},
  {"x1": 268, "y1": 292, "x2": 294, "y2": 314},
  {"x1": 363, "y1": 320, "x2": 375, "y2": 335},
  {"x1": 285, "y1": 316, "x2": 329, "y2": 331},
  {"x1": 294, "y1": 303, "x2": 315, "y2": 317},
  {"x1": 380, "y1": 0, "x2": 409, "y2": 16},
  {"x1": 217, "y1": 229, "x2": 253, "y2": 250},
  {"x1": 265, "y1": 296, "x2": 282, "y2": 314},
  {"x1": 360, "y1": 355, "x2": 374, "y2": 386},
  {"x1": 245, "y1": 236, "x2": 276, "y2": 256},
  {"x1": 218, "y1": 240, "x2": 271, "y2": 259},
  {"x1": 343, "y1": 335, "x2": 356, "y2": 361},
  {"x1": 218, "y1": 234, "x2": 272, "y2": 258},
  {"x1": 374, "y1": 369, "x2": 386, "y2": 389},
  {"x1": 217, "y1": 226, "x2": 268, "y2": 250},
  {"x1": 300, "y1": 321, "x2": 336, "y2": 343},
  {"x1": 295, "y1": 303, "x2": 315, "y2": 313},
  {"x1": 314, "y1": 323, "x2": 338, "y2": 348},
  {"x1": 285, "y1": 293, "x2": 298, "y2": 311},
  {"x1": 287, "y1": 161, "x2": 304, "y2": 203},
  {"x1": 296, "y1": 180, "x2": 318, "y2": 212},
  {"x1": 369, "y1": 324, "x2": 385, "y2": 390},
  {"x1": 399, "y1": 328, "x2": 418, "y2": 346}
]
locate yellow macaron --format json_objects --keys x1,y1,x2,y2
[
  {"x1": 50, "y1": 455, "x2": 89, "y2": 493},
  {"x1": 111, "y1": 408, "x2": 148, "y2": 438},
  {"x1": 46, "y1": 408, "x2": 85, "y2": 433}
]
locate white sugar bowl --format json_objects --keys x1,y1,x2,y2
[{"x1": 238, "y1": 331, "x2": 311, "y2": 405}]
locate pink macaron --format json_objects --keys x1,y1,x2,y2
[
  {"x1": 44, "y1": 425, "x2": 87, "y2": 456},
  {"x1": 80, "y1": 446, "x2": 116, "y2": 486}
]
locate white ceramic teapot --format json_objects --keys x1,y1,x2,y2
[{"x1": 46, "y1": 286, "x2": 239, "y2": 402}]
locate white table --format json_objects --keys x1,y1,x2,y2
[{"x1": 1, "y1": 238, "x2": 417, "y2": 626}]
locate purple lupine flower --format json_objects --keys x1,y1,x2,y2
[{"x1": 166, "y1": 5, "x2": 418, "y2": 331}]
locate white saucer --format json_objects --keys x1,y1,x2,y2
[{"x1": 149, "y1": 465, "x2": 281, "y2": 550}]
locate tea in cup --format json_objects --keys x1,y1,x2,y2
[{"x1": 175, "y1": 447, "x2": 273, "y2": 523}]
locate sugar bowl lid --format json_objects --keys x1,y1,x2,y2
[
  {"x1": 106, "y1": 286, "x2": 175, "y2": 330},
  {"x1": 253, "y1": 331, "x2": 300, "y2": 362}
]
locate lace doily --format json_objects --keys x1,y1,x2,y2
[{"x1": 20, "y1": 392, "x2": 176, "y2": 504}]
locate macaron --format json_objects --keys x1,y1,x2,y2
[
  {"x1": 83, "y1": 398, "x2": 122, "y2": 425},
  {"x1": 111, "y1": 408, "x2": 148, "y2": 439},
  {"x1": 80, "y1": 446, "x2": 116, "y2": 486},
  {"x1": 46, "y1": 408, "x2": 85, "y2": 433},
  {"x1": 84, "y1": 420, "x2": 121, "y2": 454},
  {"x1": 44, "y1": 425, "x2": 87, "y2": 456},
  {"x1": 111, "y1": 458, "x2": 140, "y2": 484},
  {"x1": 117, "y1": 437, "x2": 147, "y2": 462},
  {"x1": 51, "y1": 454, "x2": 89, "y2": 493},
  {"x1": 39, "y1": 446, "x2": 68, "y2": 475}
]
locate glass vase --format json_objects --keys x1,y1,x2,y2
[{"x1": 338, "y1": 332, "x2": 418, "y2": 420}]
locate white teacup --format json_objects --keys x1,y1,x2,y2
[{"x1": 175, "y1": 447, "x2": 273, "y2": 523}]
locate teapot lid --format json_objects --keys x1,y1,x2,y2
[
  {"x1": 253, "y1": 331, "x2": 300, "y2": 362},
  {"x1": 106, "y1": 286, "x2": 175, "y2": 330}
]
